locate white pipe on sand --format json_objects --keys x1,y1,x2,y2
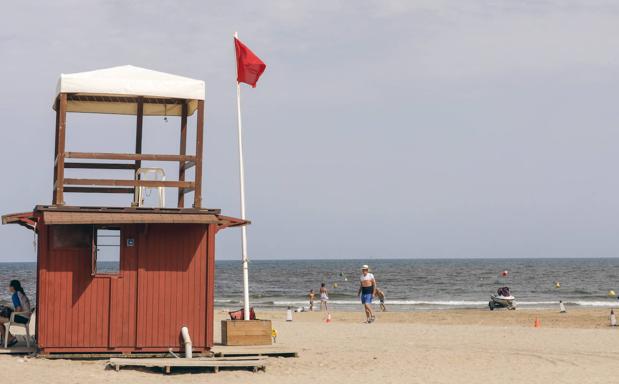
[{"x1": 181, "y1": 326, "x2": 192, "y2": 358}]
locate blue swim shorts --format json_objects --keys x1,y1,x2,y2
[{"x1": 361, "y1": 293, "x2": 373, "y2": 304}]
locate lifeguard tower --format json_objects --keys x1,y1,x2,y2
[{"x1": 2, "y1": 65, "x2": 247, "y2": 355}]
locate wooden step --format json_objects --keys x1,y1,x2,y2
[{"x1": 109, "y1": 357, "x2": 267, "y2": 374}]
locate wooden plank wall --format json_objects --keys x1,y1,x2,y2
[
  {"x1": 37, "y1": 223, "x2": 212, "y2": 352},
  {"x1": 37, "y1": 229, "x2": 110, "y2": 348},
  {"x1": 136, "y1": 224, "x2": 209, "y2": 349}
]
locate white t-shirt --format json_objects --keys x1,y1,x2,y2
[{"x1": 360, "y1": 273, "x2": 375, "y2": 282}]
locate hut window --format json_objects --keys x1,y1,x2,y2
[
  {"x1": 92, "y1": 227, "x2": 121, "y2": 275},
  {"x1": 51, "y1": 225, "x2": 92, "y2": 249}
]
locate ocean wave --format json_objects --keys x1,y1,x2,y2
[{"x1": 259, "y1": 299, "x2": 619, "y2": 308}]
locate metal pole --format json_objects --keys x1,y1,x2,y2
[{"x1": 235, "y1": 31, "x2": 251, "y2": 320}]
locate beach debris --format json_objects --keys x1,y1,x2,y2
[
  {"x1": 554, "y1": 281, "x2": 561, "y2": 288},
  {"x1": 534, "y1": 317, "x2": 541, "y2": 328},
  {"x1": 609, "y1": 290, "x2": 616, "y2": 297},
  {"x1": 559, "y1": 301, "x2": 566, "y2": 313},
  {"x1": 286, "y1": 307, "x2": 293, "y2": 322},
  {"x1": 610, "y1": 310, "x2": 617, "y2": 327},
  {"x1": 325, "y1": 313, "x2": 332, "y2": 323},
  {"x1": 501, "y1": 270, "x2": 509, "y2": 277}
]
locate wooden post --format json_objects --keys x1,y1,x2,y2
[
  {"x1": 193, "y1": 100, "x2": 204, "y2": 208},
  {"x1": 52, "y1": 98, "x2": 60, "y2": 203},
  {"x1": 177, "y1": 101, "x2": 188, "y2": 208},
  {"x1": 133, "y1": 97, "x2": 144, "y2": 206},
  {"x1": 54, "y1": 93, "x2": 67, "y2": 205}
]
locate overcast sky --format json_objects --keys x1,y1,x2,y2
[{"x1": 2, "y1": 1, "x2": 619, "y2": 261}]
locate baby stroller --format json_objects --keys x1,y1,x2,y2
[{"x1": 489, "y1": 287, "x2": 516, "y2": 310}]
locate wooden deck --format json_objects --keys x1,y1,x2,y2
[
  {"x1": 212, "y1": 344, "x2": 298, "y2": 358},
  {"x1": 109, "y1": 356, "x2": 267, "y2": 374}
]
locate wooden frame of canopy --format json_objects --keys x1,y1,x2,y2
[{"x1": 52, "y1": 94, "x2": 204, "y2": 208}]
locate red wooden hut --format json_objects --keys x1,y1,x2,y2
[{"x1": 2, "y1": 66, "x2": 247, "y2": 355}]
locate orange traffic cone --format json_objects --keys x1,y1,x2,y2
[
  {"x1": 325, "y1": 313, "x2": 332, "y2": 323},
  {"x1": 534, "y1": 317, "x2": 541, "y2": 328}
]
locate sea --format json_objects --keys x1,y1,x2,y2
[{"x1": 1, "y1": 259, "x2": 618, "y2": 311}]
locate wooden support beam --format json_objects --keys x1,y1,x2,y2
[
  {"x1": 180, "y1": 161, "x2": 195, "y2": 172},
  {"x1": 54, "y1": 93, "x2": 67, "y2": 205},
  {"x1": 63, "y1": 178, "x2": 195, "y2": 188},
  {"x1": 179, "y1": 187, "x2": 195, "y2": 194},
  {"x1": 52, "y1": 98, "x2": 60, "y2": 203},
  {"x1": 178, "y1": 101, "x2": 188, "y2": 208},
  {"x1": 64, "y1": 187, "x2": 135, "y2": 194},
  {"x1": 135, "y1": 97, "x2": 144, "y2": 175},
  {"x1": 134, "y1": 97, "x2": 144, "y2": 207},
  {"x1": 65, "y1": 152, "x2": 195, "y2": 162},
  {"x1": 64, "y1": 162, "x2": 137, "y2": 170},
  {"x1": 193, "y1": 100, "x2": 204, "y2": 208}
]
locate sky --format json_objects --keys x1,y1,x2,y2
[{"x1": 2, "y1": 0, "x2": 619, "y2": 261}]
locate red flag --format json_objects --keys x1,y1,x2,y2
[{"x1": 235, "y1": 37, "x2": 266, "y2": 88}]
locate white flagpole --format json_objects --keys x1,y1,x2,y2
[{"x1": 234, "y1": 31, "x2": 251, "y2": 321}]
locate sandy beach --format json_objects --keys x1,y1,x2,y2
[{"x1": 0, "y1": 308, "x2": 616, "y2": 384}]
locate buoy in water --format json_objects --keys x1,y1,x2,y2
[
  {"x1": 554, "y1": 282, "x2": 561, "y2": 288},
  {"x1": 609, "y1": 290, "x2": 616, "y2": 297}
]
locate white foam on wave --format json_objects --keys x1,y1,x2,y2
[{"x1": 267, "y1": 299, "x2": 619, "y2": 308}]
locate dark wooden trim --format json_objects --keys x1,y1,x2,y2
[
  {"x1": 54, "y1": 93, "x2": 67, "y2": 205},
  {"x1": 178, "y1": 101, "x2": 188, "y2": 208},
  {"x1": 66, "y1": 94, "x2": 186, "y2": 105},
  {"x1": 179, "y1": 187, "x2": 195, "y2": 194},
  {"x1": 193, "y1": 100, "x2": 204, "y2": 208},
  {"x1": 135, "y1": 97, "x2": 144, "y2": 175},
  {"x1": 65, "y1": 152, "x2": 196, "y2": 162},
  {"x1": 64, "y1": 162, "x2": 137, "y2": 170},
  {"x1": 64, "y1": 187, "x2": 135, "y2": 194},
  {"x1": 180, "y1": 161, "x2": 195, "y2": 172},
  {"x1": 34, "y1": 205, "x2": 221, "y2": 215},
  {"x1": 64, "y1": 178, "x2": 194, "y2": 188},
  {"x1": 134, "y1": 97, "x2": 144, "y2": 206}
]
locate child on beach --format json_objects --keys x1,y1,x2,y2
[
  {"x1": 308, "y1": 289, "x2": 316, "y2": 311},
  {"x1": 375, "y1": 288, "x2": 386, "y2": 312},
  {"x1": 320, "y1": 283, "x2": 329, "y2": 312}
]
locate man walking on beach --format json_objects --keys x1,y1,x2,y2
[{"x1": 358, "y1": 265, "x2": 376, "y2": 323}]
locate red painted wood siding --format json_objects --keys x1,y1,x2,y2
[
  {"x1": 135, "y1": 224, "x2": 209, "y2": 349},
  {"x1": 36, "y1": 222, "x2": 214, "y2": 353}
]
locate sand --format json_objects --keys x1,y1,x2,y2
[{"x1": 0, "y1": 308, "x2": 617, "y2": 384}]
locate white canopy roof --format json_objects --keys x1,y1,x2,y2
[{"x1": 55, "y1": 65, "x2": 205, "y2": 116}]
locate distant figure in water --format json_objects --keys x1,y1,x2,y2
[
  {"x1": 308, "y1": 289, "x2": 316, "y2": 311},
  {"x1": 358, "y1": 265, "x2": 376, "y2": 323},
  {"x1": 0, "y1": 280, "x2": 31, "y2": 347},
  {"x1": 320, "y1": 283, "x2": 329, "y2": 312},
  {"x1": 375, "y1": 288, "x2": 386, "y2": 312}
]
